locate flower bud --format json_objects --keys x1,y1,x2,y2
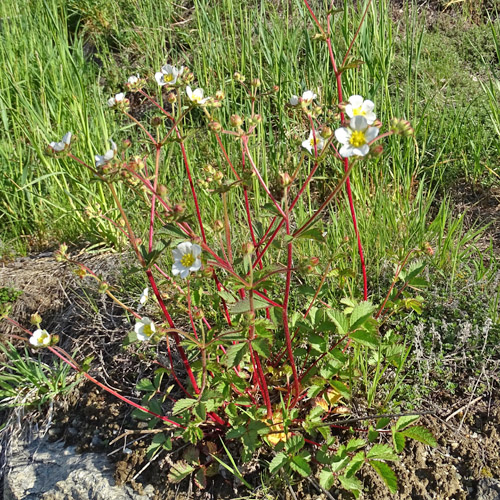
[
  {"x1": 151, "y1": 116, "x2": 163, "y2": 127},
  {"x1": 390, "y1": 118, "x2": 414, "y2": 137},
  {"x1": 98, "y1": 282, "x2": 109, "y2": 294},
  {"x1": 157, "y1": 185, "x2": 168, "y2": 198},
  {"x1": 233, "y1": 72, "x2": 245, "y2": 83},
  {"x1": 309, "y1": 257, "x2": 320, "y2": 267},
  {"x1": 214, "y1": 220, "x2": 224, "y2": 232},
  {"x1": 369, "y1": 144, "x2": 384, "y2": 157},
  {"x1": 251, "y1": 78, "x2": 261, "y2": 88},
  {"x1": 193, "y1": 309, "x2": 204, "y2": 320},
  {"x1": 229, "y1": 114, "x2": 243, "y2": 128},
  {"x1": 202, "y1": 265, "x2": 214, "y2": 277},
  {"x1": 75, "y1": 266, "x2": 87, "y2": 279},
  {"x1": 167, "y1": 92, "x2": 176, "y2": 104},
  {"x1": 320, "y1": 126, "x2": 332, "y2": 139},
  {"x1": 173, "y1": 202, "x2": 186, "y2": 214},
  {"x1": 251, "y1": 114, "x2": 262, "y2": 124},
  {"x1": 241, "y1": 242, "x2": 255, "y2": 255},
  {"x1": 208, "y1": 120, "x2": 222, "y2": 132},
  {"x1": 424, "y1": 242, "x2": 434, "y2": 256},
  {"x1": 215, "y1": 90, "x2": 225, "y2": 100},
  {"x1": 30, "y1": 313, "x2": 42, "y2": 326},
  {"x1": 122, "y1": 139, "x2": 132, "y2": 149},
  {"x1": 273, "y1": 85, "x2": 280, "y2": 93},
  {"x1": 279, "y1": 171, "x2": 292, "y2": 187},
  {"x1": 55, "y1": 243, "x2": 68, "y2": 262}
]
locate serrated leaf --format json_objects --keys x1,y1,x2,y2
[
  {"x1": 327, "y1": 310, "x2": 349, "y2": 335},
  {"x1": 286, "y1": 434, "x2": 305, "y2": 455},
  {"x1": 395, "y1": 415, "x2": 420, "y2": 431},
  {"x1": 290, "y1": 455, "x2": 311, "y2": 477},
  {"x1": 330, "y1": 455, "x2": 351, "y2": 472},
  {"x1": 252, "y1": 338, "x2": 271, "y2": 358},
  {"x1": 393, "y1": 431, "x2": 406, "y2": 453},
  {"x1": 330, "y1": 380, "x2": 350, "y2": 399},
  {"x1": 294, "y1": 226, "x2": 325, "y2": 242},
  {"x1": 194, "y1": 468, "x2": 206, "y2": 489},
  {"x1": 172, "y1": 398, "x2": 196, "y2": 415},
  {"x1": 350, "y1": 301, "x2": 376, "y2": 331},
  {"x1": 193, "y1": 402, "x2": 206, "y2": 421},
  {"x1": 319, "y1": 468, "x2": 335, "y2": 490},
  {"x1": 225, "y1": 342, "x2": 247, "y2": 368},
  {"x1": 366, "y1": 444, "x2": 399, "y2": 461},
  {"x1": 369, "y1": 460, "x2": 398, "y2": 494},
  {"x1": 376, "y1": 417, "x2": 391, "y2": 429},
  {"x1": 269, "y1": 452, "x2": 288, "y2": 475},
  {"x1": 309, "y1": 332, "x2": 327, "y2": 353},
  {"x1": 400, "y1": 426, "x2": 437, "y2": 447},
  {"x1": 168, "y1": 461, "x2": 195, "y2": 483},
  {"x1": 160, "y1": 223, "x2": 189, "y2": 240},
  {"x1": 338, "y1": 474, "x2": 363, "y2": 496},
  {"x1": 368, "y1": 428, "x2": 379, "y2": 443},
  {"x1": 345, "y1": 451, "x2": 365, "y2": 477},
  {"x1": 218, "y1": 290, "x2": 237, "y2": 304},
  {"x1": 338, "y1": 59, "x2": 365, "y2": 73},
  {"x1": 136, "y1": 378, "x2": 156, "y2": 392},
  {"x1": 345, "y1": 438, "x2": 366, "y2": 453},
  {"x1": 229, "y1": 296, "x2": 270, "y2": 314},
  {"x1": 349, "y1": 329, "x2": 379, "y2": 349}
]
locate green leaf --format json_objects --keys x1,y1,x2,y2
[
  {"x1": 290, "y1": 455, "x2": 311, "y2": 477},
  {"x1": 319, "y1": 468, "x2": 335, "y2": 490},
  {"x1": 368, "y1": 427, "x2": 379, "y2": 443},
  {"x1": 395, "y1": 415, "x2": 420, "y2": 431},
  {"x1": 338, "y1": 475, "x2": 363, "y2": 497},
  {"x1": 345, "y1": 451, "x2": 365, "y2": 478},
  {"x1": 286, "y1": 434, "x2": 305, "y2": 455},
  {"x1": 218, "y1": 290, "x2": 237, "y2": 304},
  {"x1": 330, "y1": 455, "x2": 351, "y2": 472},
  {"x1": 366, "y1": 444, "x2": 399, "y2": 461},
  {"x1": 225, "y1": 342, "x2": 247, "y2": 368},
  {"x1": 330, "y1": 380, "x2": 350, "y2": 399},
  {"x1": 193, "y1": 402, "x2": 206, "y2": 421},
  {"x1": 349, "y1": 329, "x2": 379, "y2": 349},
  {"x1": 294, "y1": 226, "x2": 325, "y2": 242},
  {"x1": 369, "y1": 460, "x2": 398, "y2": 494},
  {"x1": 345, "y1": 438, "x2": 366, "y2": 453},
  {"x1": 393, "y1": 431, "x2": 406, "y2": 453},
  {"x1": 375, "y1": 417, "x2": 391, "y2": 429},
  {"x1": 172, "y1": 398, "x2": 196, "y2": 415},
  {"x1": 400, "y1": 426, "x2": 437, "y2": 447},
  {"x1": 229, "y1": 296, "x2": 270, "y2": 314},
  {"x1": 327, "y1": 310, "x2": 349, "y2": 335},
  {"x1": 309, "y1": 332, "x2": 327, "y2": 353},
  {"x1": 168, "y1": 460, "x2": 195, "y2": 483},
  {"x1": 123, "y1": 330, "x2": 137, "y2": 346},
  {"x1": 349, "y1": 301, "x2": 376, "y2": 331},
  {"x1": 194, "y1": 468, "x2": 206, "y2": 489},
  {"x1": 252, "y1": 338, "x2": 271, "y2": 358},
  {"x1": 160, "y1": 223, "x2": 188, "y2": 240},
  {"x1": 338, "y1": 59, "x2": 365, "y2": 74},
  {"x1": 136, "y1": 378, "x2": 156, "y2": 392},
  {"x1": 269, "y1": 452, "x2": 288, "y2": 475}
]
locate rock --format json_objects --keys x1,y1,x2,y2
[
  {"x1": 476, "y1": 479, "x2": 500, "y2": 500},
  {"x1": 3, "y1": 434, "x2": 154, "y2": 500}
]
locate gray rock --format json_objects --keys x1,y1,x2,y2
[
  {"x1": 476, "y1": 479, "x2": 500, "y2": 500},
  {"x1": 4, "y1": 435, "x2": 154, "y2": 500}
]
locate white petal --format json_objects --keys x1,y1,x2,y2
[
  {"x1": 176, "y1": 241, "x2": 192, "y2": 254},
  {"x1": 128, "y1": 75, "x2": 138, "y2": 84},
  {"x1": 302, "y1": 90, "x2": 315, "y2": 102},
  {"x1": 155, "y1": 72, "x2": 166, "y2": 86},
  {"x1": 191, "y1": 244, "x2": 202, "y2": 257},
  {"x1": 364, "y1": 111, "x2": 376, "y2": 125},
  {"x1": 62, "y1": 132, "x2": 72, "y2": 144},
  {"x1": 361, "y1": 99, "x2": 375, "y2": 113},
  {"x1": 103, "y1": 149, "x2": 115, "y2": 161},
  {"x1": 302, "y1": 139, "x2": 313, "y2": 154},
  {"x1": 136, "y1": 331, "x2": 148, "y2": 341},
  {"x1": 350, "y1": 115, "x2": 368, "y2": 131},
  {"x1": 178, "y1": 66, "x2": 185, "y2": 76},
  {"x1": 348, "y1": 95, "x2": 364, "y2": 108},
  {"x1": 186, "y1": 86, "x2": 193, "y2": 99},
  {"x1": 364, "y1": 127, "x2": 379, "y2": 143},
  {"x1": 115, "y1": 93, "x2": 125, "y2": 102},
  {"x1": 190, "y1": 259, "x2": 202, "y2": 272},
  {"x1": 339, "y1": 145, "x2": 354, "y2": 158},
  {"x1": 317, "y1": 138, "x2": 325, "y2": 151},
  {"x1": 108, "y1": 97, "x2": 116, "y2": 107},
  {"x1": 335, "y1": 127, "x2": 351, "y2": 145},
  {"x1": 289, "y1": 95, "x2": 299, "y2": 106},
  {"x1": 345, "y1": 104, "x2": 354, "y2": 118},
  {"x1": 172, "y1": 248, "x2": 182, "y2": 261},
  {"x1": 110, "y1": 139, "x2": 117, "y2": 151},
  {"x1": 172, "y1": 261, "x2": 184, "y2": 276},
  {"x1": 51, "y1": 141, "x2": 65, "y2": 152},
  {"x1": 162, "y1": 64, "x2": 173, "y2": 74},
  {"x1": 352, "y1": 144, "x2": 369, "y2": 156},
  {"x1": 179, "y1": 268, "x2": 190, "y2": 279},
  {"x1": 95, "y1": 155, "x2": 104, "y2": 166}
]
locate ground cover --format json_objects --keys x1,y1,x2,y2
[{"x1": 0, "y1": 0, "x2": 499, "y2": 498}]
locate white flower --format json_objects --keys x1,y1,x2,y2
[
  {"x1": 29, "y1": 329, "x2": 51, "y2": 347},
  {"x1": 135, "y1": 317, "x2": 156, "y2": 341},
  {"x1": 289, "y1": 95, "x2": 299, "y2": 106},
  {"x1": 95, "y1": 139, "x2": 117, "y2": 167},
  {"x1": 139, "y1": 288, "x2": 149, "y2": 305},
  {"x1": 172, "y1": 242, "x2": 202, "y2": 278},
  {"x1": 345, "y1": 95, "x2": 376, "y2": 125},
  {"x1": 335, "y1": 115, "x2": 379, "y2": 158},
  {"x1": 155, "y1": 64, "x2": 184, "y2": 86},
  {"x1": 301, "y1": 90, "x2": 317, "y2": 103},
  {"x1": 302, "y1": 130, "x2": 325, "y2": 155},
  {"x1": 107, "y1": 93, "x2": 125, "y2": 108},
  {"x1": 185, "y1": 86, "x2": 209, "y2": 105},
  {"x1": 49, "y1": 132, "x2": 72, "y2": 152},
  {"x1": 128, "y1": 75, "x2": 139, "y2": 85}
]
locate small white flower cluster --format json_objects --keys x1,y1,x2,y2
[
  {"x1": 155, "y1": 64, "x2": 184, "y2": 86},
  {"x1": 49, "y1": 132, "x2": 72, "y2": 152},
  {"x1": 95, "y1": 139, "x2": 117, "y2": 167},
  {"x1": 107, "y1": 92, "x2": 127, "y2": 108},
  {"x1": 296, "y1": 94, "x2": 379, "y2": 158}
]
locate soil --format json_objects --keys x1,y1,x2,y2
[{"x1": 1, "y1": 250, "x2": 499, "y2": 499}]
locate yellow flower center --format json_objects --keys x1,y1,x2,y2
[
  {"x1": 143, "y1": 324, "x2": 154, "y2": 337},
  {"x1": 309, "y1": 137, "x2": 321, "y2": 148},
  {"x1": 352, "y1": 106, "x2": 366, "y2": 116},
  {"x1": 37, "y1": 332, "x2": 49, "y2": 345},
  {"x1": 165, "y1": 73, "x2": 174, "y2": 82},
  {"x1": 181, "y1": 253, "x2": 195, "y2": 268},
  {"x1": 349, "y1": 130, "x2": 366, "y2": 148}
]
